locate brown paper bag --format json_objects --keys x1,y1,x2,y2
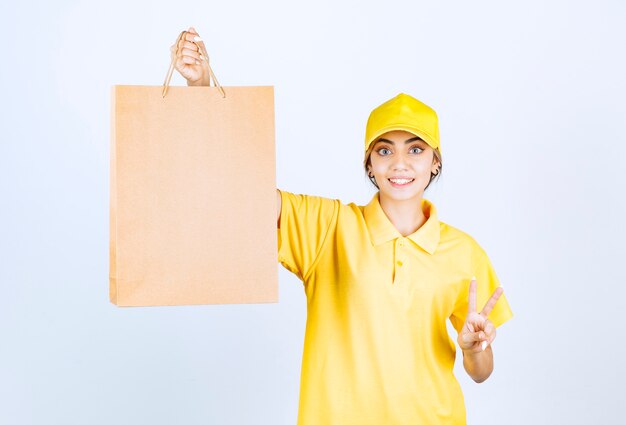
[{"x1": 109, "y1": 84, "x2": 277, "y2": 306}]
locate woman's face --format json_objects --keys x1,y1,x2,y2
[{"x1": 367, "y1": 130, "x2": 440, "y2": 202}]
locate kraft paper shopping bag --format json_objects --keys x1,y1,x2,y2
[{"x1": 110, "y1": 40, "x2": 277, "y2": 306}]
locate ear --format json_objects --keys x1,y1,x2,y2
[{"x1": 431, "y1": 160, "x2": 441, "y2": 175}]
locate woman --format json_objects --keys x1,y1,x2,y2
[{"x1": 172, "y1": 27, "x2": 513, "y2": 425}]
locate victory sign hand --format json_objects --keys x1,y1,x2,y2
[{"x1": 457, "y1": 277, "x2": 504, "y2": 353}]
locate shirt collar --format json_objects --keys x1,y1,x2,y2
[{"x1": 363, "y1": 192, "x2": 441, "y2": 254}]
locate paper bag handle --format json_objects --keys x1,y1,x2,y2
[{"x1": 162, "y1": 30, "x2": 226, "y2": 99}]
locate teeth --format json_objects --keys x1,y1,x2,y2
[{"x1": 389, "y1": 178, "x2": 413, "y2": 184}]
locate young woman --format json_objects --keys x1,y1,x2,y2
[{"x1": 172, "y1": 27, "x2": 513, "y2": 425}]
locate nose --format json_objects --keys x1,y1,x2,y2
[{"x1": 391, "y1": 152, "x2": 409, "y2": 171}]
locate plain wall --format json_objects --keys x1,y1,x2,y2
[{"x1": 1, "y1": 0, "x2": 625, "y2": 423}]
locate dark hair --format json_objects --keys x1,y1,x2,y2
[{"x1": 363, "y1": 141, "x2": 443, "y2": 191}]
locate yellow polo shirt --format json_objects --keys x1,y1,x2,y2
[{"x1": 278, "y1": 190, "x2": 513, "y2": 425}]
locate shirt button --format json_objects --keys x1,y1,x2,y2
[{"x1": 397, "y1": 261, "x2": 403, "y2": 267}]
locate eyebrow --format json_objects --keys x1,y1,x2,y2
[{"x1": 375, "y1": 136, "x2": 424, "y2": 145}]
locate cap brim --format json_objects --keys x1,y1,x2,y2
[{"x1": 366, "y1": 125, "x2": 439, "y2": 151}]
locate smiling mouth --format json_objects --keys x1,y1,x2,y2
[{"x1": 388, "y1": 178, "x2": 415, "y2": 186}]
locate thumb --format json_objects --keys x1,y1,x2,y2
[
  {"x1": 461, "y1": 331, "x2": 485, "y2": 345},
  {"x1": 188, "y1": 26, "x2": 197, "y2": 34}
]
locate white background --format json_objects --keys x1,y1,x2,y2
[{"x1": 1, "y1": 0, "x2": 625, "y2": 423}]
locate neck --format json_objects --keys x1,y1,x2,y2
[{"x1": 378, "y1": 192, "x2": 427, "y2": 237}]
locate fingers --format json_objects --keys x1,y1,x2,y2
[
  {"x1": 480, "y1": 286, "x2": 504, "y2": 318},
  {"x1": 177, "y1": 40, "x2": 199, "y2": 52},
  {"x1": 460, "y1": 316, "x2": 497, "y2": 352},
  {"x1": 461, "y1": 330, "x2": 486, "y2": 345},
  {"x1": 484, "y1": 320, "x2": 497, "y2": 344},
  {"x1": 460, "y1": 329, "x2": 495, "y2": 352},
  {"x1": 170, "y1": 29, "x2": 207, "y2": 67},
  {"x1": 479, "y1": 321, "x2": 497, "y2": 351},
  {"x1": 173, "y1": 40, "x2": 200, "y2": 55},
  {"x1": 181, "y1": 49, "x2": 202, "y2": 64},
  {"x1": 468, "y1": 277, "x2": 477, "y2": 314},
  {"x1": 184, "y1": 29, "x2": 202, "y2": 43},
  {"x1": 469, "y1": 277, "x2": 504, "y2": 319},
  {"x1": 460, "y1": 331, "x2": 490, "y2": 353},
  {"x1": 169, "y1": 27, "x2": 211, "y2": 84}
]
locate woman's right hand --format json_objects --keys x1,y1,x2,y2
[{"x1": 170, "y1": 27, "x2": 210, "y2": 86}]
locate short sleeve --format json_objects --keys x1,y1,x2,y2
[
  {"x1": 277, "y1": 190, "x2": 339, "y2": 281},
  {"x1": 450, "y1": 246, "x2": 514, "y2": 333}
]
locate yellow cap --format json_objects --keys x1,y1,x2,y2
[{"x1": 364, "y1": 93, "x2": 440, "y2": 153}]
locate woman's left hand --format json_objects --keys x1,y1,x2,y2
[{"x1": 457, "y1": 278, "x2": 504, "y2": 353}]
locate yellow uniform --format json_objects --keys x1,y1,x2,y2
[{"x1": 278, "y1": 189, "x2": 513, "y2": 425}]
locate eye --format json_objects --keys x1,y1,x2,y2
[
  {"x1": 377, "y1": 147, "x2": 392, "y2": 156},
  {"x1": 409, "y1": 146, "x2": 424, "y2": 154}
]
